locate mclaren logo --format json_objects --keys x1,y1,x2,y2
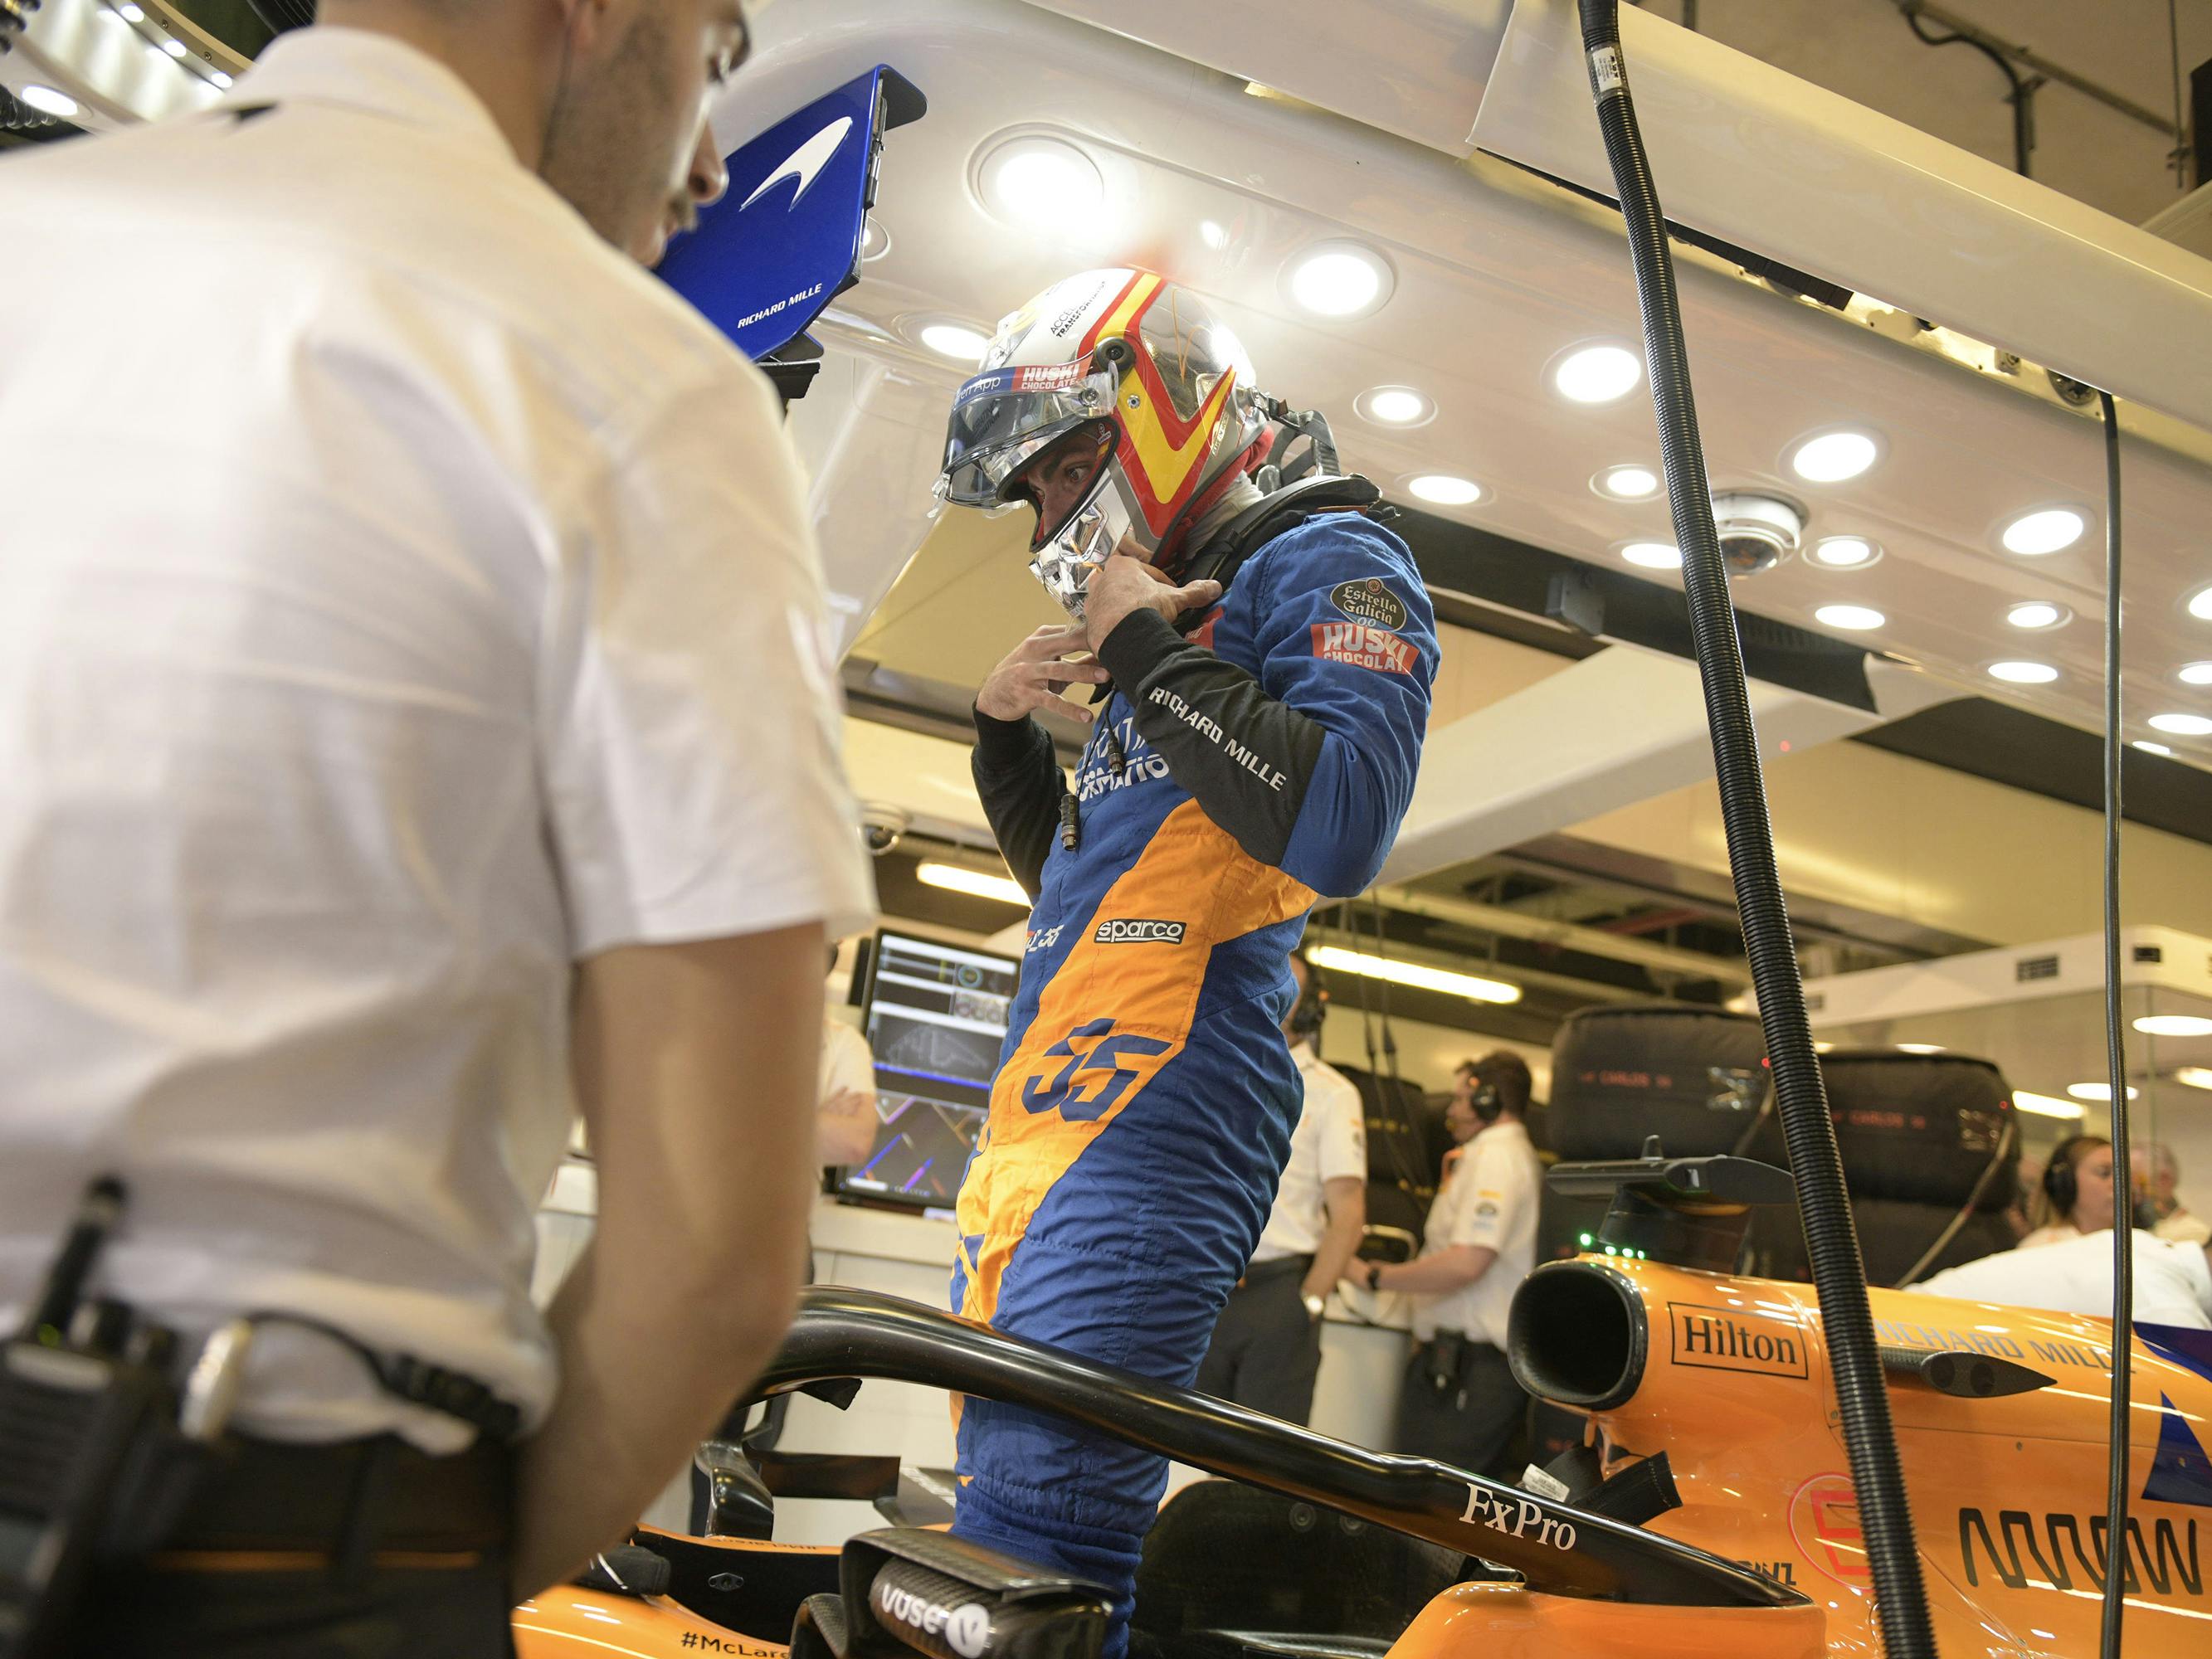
[
  {"x1": 1094, "y1": 919, "x2": 1187, "y2": 946},
  {"x1": 739, "y1": 116, "x2": 854, "y2": 212},
  {"x1": 873, "y1": 1581, "x2": 991, "y2": 1659}
]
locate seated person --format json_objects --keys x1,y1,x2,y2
[{"x1": 2018, "y1": 1134, "x2": 2117, "y2": 1248}]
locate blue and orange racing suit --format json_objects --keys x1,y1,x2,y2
[{"x1": 949, "y1": 489, "x2": 1437, "y2": 1652}]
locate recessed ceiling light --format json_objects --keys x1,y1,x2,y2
[
  {"x1": 2150, "y1": 712, "x2": 2212, "y2": 736},
  {"x1": 2177, "y1": 662, "x2": 2212, "y2": 686},
  {"x1": 118, "y1": 1, "x2": 144, "y2": 16},
  {"x1": 1987, "y1": 659, "x2": 2059, "y2": 684},
  {"x1": 2005, "y1": 601, "x2": 2068, "y2": 630},
  {"x1": 1787, "y1": 430, "x2": 1880, "y2": 483},
  {"x1": 918, "y1": 323, "x2": 992, "y2": 362},
  {"x1": 2134, "y1": 740, "x2": 2175, "y2": 756},
  {"x1": 1552, "y1": 344, "x2": 1643, "y2": 404},
  {"x1": 2178, "y1": 1067, "x2": 2212, "y2": 1091},
  {"x1": 1596, "y1": 465, "x2": 1661, "y2": 499},
  {"x1": 1198, "y1": 220, "x2": 1229, "y2": 251},
  {"x1": 860, "y1": 215, "x2": 889, "y2": 261},
  {"x1": 2000, "y1": 507, "x2": 2085, "y2": 556},
  {"x1": 1815, "y1": 603, "x2": 1885, "y2": 630},
  {"x1": 1621, "y1": 542, "x2": 1681, "y2": 570},
  {"x1": 1810, "y1": 537, "x2": 1878, "y2": 568},
  {"x1": 1897, "y1": 1043, "x2": 1946, "y2": 1054},
  {"x1": 209, "y1": 70, "x2": 234, "y2": 90},
  {"x1": 977, "y1": 137, "x2": 1104, "y2": 233},
  {"x1": 2066, "y1": 1082, "x2": 2139, "y2": 1102},
  {"x1": 1356, "y1": 387, "x2": 1432, "y2": 426},
  {"x1": 1407, "y1": 474, "x2": 1480, "y2": 506},
  {"x1": 2190, "y1": 586, "x2": 2212, "y2": 621},
  {"x1": 2134, "y1": 1014, "x2": 2212, "y2": 1038},
  {"x1": 163, "y1": 36, "x2": 188, "y2": 56},
  {"x1": 19, "y1": 85, "x2": 80, "y2": 119},
  {"x1": 1285, "y1": 243, "x2": 1391, "y2": 318},
  {"x1": 2012, "y1": 1090, "x2": 2087, "y2": 1119}
]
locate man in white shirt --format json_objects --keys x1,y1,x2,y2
[
  {"x1": 2136, "y1": 1142, "x2": 2212, "y2": 1248},
  {"x1": 1196, "y1": 954, "x2": 1367, "y2": 1423},
  {"x1": 1351, "y1": 1052, "x2": 1542, "y2": 1477},
  {"x1": 0, "y1": 0, "x2": 875, "y2": 1649}
]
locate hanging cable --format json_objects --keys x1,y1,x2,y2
[
  {"x1": 1899, "y1": 4, "x2": 2035, "y2": 176},
  {"x1": 2096, "y1": 388, "x2": 2132, "y2": 1659},
  {"x1": 2170, "y1": 0, "x2": 2189, "y2": 188},
  {"x1": 1573, "y1": 5, "x2": 1935, "y2": 1652}
]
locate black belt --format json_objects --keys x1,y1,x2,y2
[
  {"x1": 1238, "y1": 1253, "x2": 1314, "y2": 1287},
  {"x1": 149, "y1": 1433, "x2": 513, "y2": 1569}
]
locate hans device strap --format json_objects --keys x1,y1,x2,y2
[{"x1": 1173, "y1": 473, "x2": 1390, "y2": 631}]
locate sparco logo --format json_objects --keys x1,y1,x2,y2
[
  {"x1": 1328, "y1": 577, "x2": 1408, "y2": 631},
  {"x1": 1669, "y1": 1301, "x2": 1809, "y2": 1378},
  {"x1": 1094, "y1": 918, "x2": 1187, "y2": 945},
  {"x1": 873, "y1": 1581, "x2": 991, "y2": 1659},
  {"x1": 1459, "y1": 1486, "x2": 1577, "y2": 1551}
]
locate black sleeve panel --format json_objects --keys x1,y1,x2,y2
[
  {"x1": 970, "y1": 706, "x2": 1067, "y2": 899},
  {"x1": 1094, "y1": 607, "x2": 1324, "y2": 869}
]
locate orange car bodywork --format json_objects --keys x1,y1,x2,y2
[
  {"x1": 1552, "y1": 1258, "x2": 2211, "y2": 1657},
  {"x1": 513, "y1": 1260, "x2": 2211, "y2": 1659}
]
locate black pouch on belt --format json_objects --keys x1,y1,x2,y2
[{"x1": 1423, "y1": 1330, "x2": 1467, "y2": 1397}]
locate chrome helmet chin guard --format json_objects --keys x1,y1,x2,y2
[{"x1": 935, "y1": 269, "x2": 1272, "y2": 621}]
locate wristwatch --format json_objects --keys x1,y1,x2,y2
[{"x1": 1302, "y1": 1292, "x2": 1326, "y2": 1322}]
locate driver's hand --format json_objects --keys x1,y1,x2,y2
[
  {"x1": 977, "y1": 623, "x2": 1110, "y2": 726},
  {"x1": 1082, "y1": 547, "x2": 1223, "y2": 656}
]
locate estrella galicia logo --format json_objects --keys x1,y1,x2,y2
[
  {"x1": 1328, "y1": 577, "x2": 1408, "y2": 631},
  {"x1": 738, "y1": 116, "x2": 853, "y2": 212},
  {"x1": 1094, "y1": 919, "x2": 1186, "y2": 946},
  {"x1": 1022, "y1": 1018, "x2": 1170, "y2": 1122}
]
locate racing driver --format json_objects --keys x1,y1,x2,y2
[{"x1": 938, "y1": 267, "x2": 1437, "y2": 1651}]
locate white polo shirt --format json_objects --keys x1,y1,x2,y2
[
  {"x1": 1252, "y1": 1041, "x2": 1367, "y2": 1262},
  {"x1": 1411, "y1": 1119, "x2": 1542, "y2": 1346},
  {"x1": 0, "y1": 30, "x2": 875, "y2": 1447}
]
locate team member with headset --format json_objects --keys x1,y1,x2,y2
[
  {"x1": 1196, "y1": 954, "x2": 1367, "y2": 1424},
  {"x1": 2020, "y1": 1135, "x2": 2123, "y2": 1247},
  {"x1": 1350, "y1": 1053, "x2": 1542, "y2": 1477},
  {"x1": 0, "y1": 0, "x2": 878, "y2": 1650}
]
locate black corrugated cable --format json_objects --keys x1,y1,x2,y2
[
  {"x1": 1573, "y1": 5, "x2": 1936, "y2": 1652},
  {"x1": 2096, "y1": 388, "x2": 2132, "y2": 1659}
]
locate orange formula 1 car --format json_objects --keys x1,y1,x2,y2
[{"x1": 512, "y1": 1149, "x2": 2210, "y2": 1659}]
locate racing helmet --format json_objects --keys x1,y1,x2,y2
[{"x1": 937, "y1": 268, "x2": 1273, "y2": 619}]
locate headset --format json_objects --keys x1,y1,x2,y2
[
  {"x1": 1286, "y1": 955, "x2": 1328, "y2": 1041},
  {"x1": 2042, "y1": 1134, "x2": 2098, "y2": 1218},
  {"x1": 1468, "y1": 1075, "x2": 1503, "y2": 1125}
]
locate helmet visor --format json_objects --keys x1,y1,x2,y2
[{"x1": 940, "y1": 362, "x2": 1120, "y2": 508}]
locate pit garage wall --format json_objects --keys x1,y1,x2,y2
[{"x1": 1571, "y1": 739, "x2": 2212, "y2": 947}]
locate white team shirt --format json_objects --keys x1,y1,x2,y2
[
  {"x1": 1252, "y1": 1041, "x2": 1367, "y2": 1262},
  {"x1": 1411, "y1": 1119, "x2": 1542, "y2": 1346},
  {"x1": 1914, "y1": 1230, "x2": 2212, "y2": 1329},
  {"x1": 821, "y1": 1014, "x2": 878, "y2": 1105},
  {"x1": 0, "y1": 30, "x2": 875, "y2": 1447}
]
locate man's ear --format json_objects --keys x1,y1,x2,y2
[{"x1": 555, "y1": 0, "x2": 617, "y2": 65}]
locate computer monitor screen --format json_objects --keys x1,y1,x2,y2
[{"x1": 837, "y1": 931, "x2": 1020, "y2": 1209}]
